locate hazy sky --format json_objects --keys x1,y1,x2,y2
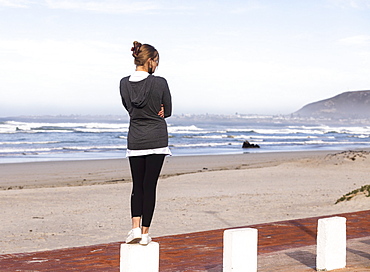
[{"x1": 1, "y1": 0, "x2": 370, "y2": 116}]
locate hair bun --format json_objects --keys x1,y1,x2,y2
[{"x1": 131, "y1": 41, "x2": 142, "y2": 57}]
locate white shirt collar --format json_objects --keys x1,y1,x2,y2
[{"x1": 129, "y1": 71, "x2": 149, "y2": 82}]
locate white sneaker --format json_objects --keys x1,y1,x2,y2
[
  {"x1": 139, "y1": 233, "x2": 152, "y2": 245},
  {"x1": 126, "y1": 227, "x2": 141, "y2": 244}
]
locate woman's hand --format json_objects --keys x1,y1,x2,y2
[{"x1": 158, "y1": 104, "x2": 164, "y2": 118}]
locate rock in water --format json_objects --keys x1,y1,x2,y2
[{"x1": 242, "y1": 140, "x2": 260, "y2": 148}]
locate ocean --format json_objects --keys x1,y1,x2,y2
[{"x1": 0, "y1": 114, "x2": 369, "y2": 164}]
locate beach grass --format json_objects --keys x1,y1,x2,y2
[{"x1": 335, "y1": 184, "x2": 370, "y2": 204}]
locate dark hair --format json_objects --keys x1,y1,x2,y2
[{"x1": 131, "y1": 41, "x2": 158, "y2": 66}]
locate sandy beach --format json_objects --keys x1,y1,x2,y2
[{"x1": 1, "y1": 149, "x2": 369, "y2": 255}]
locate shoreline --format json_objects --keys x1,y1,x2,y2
[{"x1": 0, "y1": 149, "x2": 348, "y2": 190}]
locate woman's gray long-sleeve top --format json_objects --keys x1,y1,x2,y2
[{"x1": 120, "y1": 75, "x2": 172, "y2": 150}]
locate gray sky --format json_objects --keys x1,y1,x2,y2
[{"x1": 1, "y1": 0, "x2": 370, "y2": 116}]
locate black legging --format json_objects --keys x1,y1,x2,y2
[{"x1": 129, "y1": 154, "x2": 165, "y2": 227}]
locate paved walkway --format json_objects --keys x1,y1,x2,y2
[{"x1": 1, "y1": 210, "x2": 369, "y2": 271}]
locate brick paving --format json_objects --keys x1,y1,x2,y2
[{"x1": 0, "y1": 210, "x2": 369, "y2": 271}]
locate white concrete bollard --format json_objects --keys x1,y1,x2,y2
[
  {"x1": 223, "y1": 228, "x2": 258, "y2": 272},
  {"x1": 316, "y1": 216, "x2": 346, "y2": 271},
  {"x1": 120, "y1": 242, "x2": 159, "y2": 272}
]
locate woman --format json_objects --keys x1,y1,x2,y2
[{"x1": 120, "y1": 41, "x2": 172, "y2": 245}]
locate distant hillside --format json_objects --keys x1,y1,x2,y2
[{"x1": 293, "y1": 90, "x2": 370, "y2": 119}]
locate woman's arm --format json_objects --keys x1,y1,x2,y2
[{"x1": 162, "y1": 80, "x2": 172, "y2": 118}]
